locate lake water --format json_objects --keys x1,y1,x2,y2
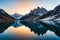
[{"x1": 0, "y1": 20, "x2": 60, "y2": 40}]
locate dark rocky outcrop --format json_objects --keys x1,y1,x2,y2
[{"x1": 0, "y1": 9, "x2": 15, "y2": 20}]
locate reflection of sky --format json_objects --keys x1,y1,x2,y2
[
  {"x1": 0, "y1": 26, "x2": 34, "y2": 37},
  {"x1": 0, "y1": 0, "x2": 60, "y2": 15},
  {"x1": 0, "y1": 26, "x2": 60, "y2": 40}
]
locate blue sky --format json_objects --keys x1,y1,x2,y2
[{"x1": 0, "y1": 0, "x2": 60, "y2": 15}]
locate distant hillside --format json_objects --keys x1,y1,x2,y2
[
  {"x1": 0, "y1": 9, "x2": 15, "y2": 20},
  {"x1": 11, "y1": 13, "x2": 23, "y2": 19}
]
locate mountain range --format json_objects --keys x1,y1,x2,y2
[
  {"x1": 20, "y1": 7, "x2": 48, "y2": 20},
  {"x1": 0, "y1": 5, "x2": 60, "y2": 21},
  {"x1": 20, "y1": 5, "x2": 60, "y2": 20}
]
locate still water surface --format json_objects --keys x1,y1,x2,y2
[{"x1": 0, "y1": 20, "x2": 60, "y2": 40}]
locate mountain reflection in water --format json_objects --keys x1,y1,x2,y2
[{"x1": 0, "y1": 20, "x2": 60, "y2": 40}]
